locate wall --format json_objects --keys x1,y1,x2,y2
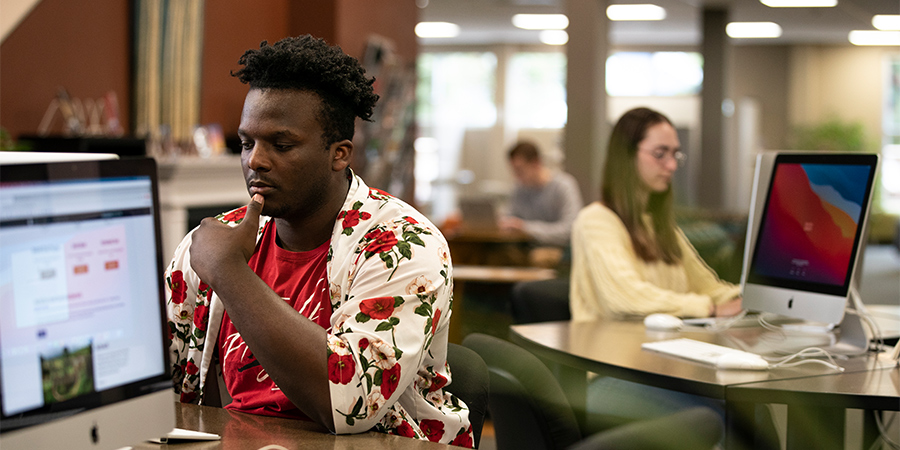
[
  {"x1": 1, "y1": 0, "x2": 418, "y2": 140},
  {"x1": 199, "y1": 0, "x2": 292, "y2": 136},
  {"x1": 0, "y1": 0, "x2": 131, "y2": 139},
  {"x1": 201, "y1": 0, "x2": 418, "y2": 137},
  {"x1": 789, "y1": 45, "x2": 897, "y2": 150},
  {"x1": 335, "y1": 0, "x2": 418, "y2": 62}
]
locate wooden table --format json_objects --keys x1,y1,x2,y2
[
  {"x1": 131, "y1": 403, "x2": 451, "y2": 449},
  {"x1": 449, "y1": 265, "x2": 556, "y2": 344},
  {"x1": 446, "y1": 228, "x2": 534, "y2": 267}
]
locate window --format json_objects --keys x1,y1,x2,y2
[
  {"x1": 606, "y1": 52, "x2": 703, "y2": 97},
  {"x1": 416, "y1": 52, "x2": 497, "y2": 211},
  {"x1": 507, "y1": 52, "x2": 567, "y2": 128}
]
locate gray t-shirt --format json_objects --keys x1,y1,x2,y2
[{"x1": 508, "y1": 171, "x2": 583, "y2": 246}]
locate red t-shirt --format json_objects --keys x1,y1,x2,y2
[{"x1": 218, "y1": 220, "x2": 332, "y2": 419}]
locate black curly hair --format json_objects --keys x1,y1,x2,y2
[{"x1": 231, "y1": 35, "x2": 379, "y2": 145}]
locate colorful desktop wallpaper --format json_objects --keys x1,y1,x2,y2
[{"x1": 753, "y1": 163, "x2": 871, "y2": 286}]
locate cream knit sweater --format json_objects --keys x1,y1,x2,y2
[{"x1": 570, "y1": 202, "x2": 740, "y2": 321}]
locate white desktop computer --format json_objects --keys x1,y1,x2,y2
[
  {"x1": 0, "y1": 156, "x2": 175, "y2": 449},
  {"x1": 739, "y1": 151, "x2": 880, "y2": 353}
]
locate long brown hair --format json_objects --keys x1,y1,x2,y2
[{"x1": 601, "y1": 107, "x2": 681, "y2": 264}]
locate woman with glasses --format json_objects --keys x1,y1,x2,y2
[{"x1": 569, "y1": 107, "x2": 743, "y2": 321}]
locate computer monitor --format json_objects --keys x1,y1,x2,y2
[
  {"x1": 740, "y1": 151, "x2": 880, "y2": 326},
  {"x1": 0, "y1": 157, "x2": 174, "y2": 449}
]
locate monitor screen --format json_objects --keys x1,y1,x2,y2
[
  {"x1": 742, "y1": 152, "x2": 879, "y2": 325},
  {"x1": 0, "y1": 157, "x2": 173, "y2": 448}
]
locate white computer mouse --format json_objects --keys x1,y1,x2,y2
[
  {"x1": 715, "y1": 353, "x2": 769, "y2": 370},
  {"x1": 643, "y1": 313, "x2": 683, "y2": 331}
]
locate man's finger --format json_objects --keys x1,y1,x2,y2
[{"x1": 241, "y1": 194, "x2": 264, "y2": 229}]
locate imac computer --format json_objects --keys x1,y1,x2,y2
[
  {"x1": 0, "y1": 156, "x2": 174, "y2": 449},
  {"x1": 740, "y1": 151, "x2": 880, "y2": 328}
]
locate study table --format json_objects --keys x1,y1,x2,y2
[
  {"x1": 450, "y1": 265, "x2": 556, "y2": 344},
  {"x1": 130, "y1": 402, "x2": 451, "y2": 450},
  {"x1": 509, "y1": 320, "x2": 898, "y2": 450}
]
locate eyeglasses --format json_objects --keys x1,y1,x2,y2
[{"x1": 641, "y1": 147, "x2": 687, "y2": 167}]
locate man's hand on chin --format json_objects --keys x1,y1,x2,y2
[{"x1": 189, "y1": 194, "x2": 265, "y2": 287}]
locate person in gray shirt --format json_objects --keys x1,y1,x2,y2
[{"x1": 500, "y1": 141, "x2": 583, "y2": 249}]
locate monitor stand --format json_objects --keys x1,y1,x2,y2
[
  {"x1": 825, "y1": 308, "x2": 869, "y2": 356},
  {"x1": 785, "y1": 287, "x2": 876, "y2": 356},
  {"x1": 739, "y1": 290, "x2": 874, "y2": 357}
]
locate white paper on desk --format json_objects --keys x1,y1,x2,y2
[{"x1": 148, "y1": 427, "x2": 221, "y2": 443}]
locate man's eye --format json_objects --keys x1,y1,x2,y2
[
  {"x1": 274, "y1": 143, "x2": 293, "y2": 151},
  {"x1": 240, "y1": 141, "x2": 254, "y2": 151}
]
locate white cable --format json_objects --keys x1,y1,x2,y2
[
  {"x1": 765, "y1": 347, "x2": 845, "y2": 372},
  {"x1": 704, "y1": 309, "x2": 750, "y2": 332},
  {"x1": 871, "y1": 410, "x2": 900, "y2": 450},
  {"x1": 256, "y1": 445, "x2": 290, "y2": 450}
]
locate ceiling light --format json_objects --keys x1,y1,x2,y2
[
  {"x1": 848, "y1": 30, "x2": 900, "y2": 46},
  {"x1": 415, "y1": 22, "x2": 460, "y2": 38},
  {"x1": 726, "y1": 22, "x2": 783, "y2": 38},
  {"x1": 606, "y1": 4, "x2": 666, "y2": 21},
  {"x1": 539, "y1": 30, "x2": 569, "y2": 45},
  {"x1": 872, "y1": 15, "x2": 900, "y2": 31},
  {"x1": 760, "y1": 0, "x2": 837, "y2": 7},
  {"x1": 512, "y1": 14, "x2": 569, "y2": 30}
]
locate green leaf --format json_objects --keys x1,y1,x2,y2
[
  {"x1": 389, "y1": 317, "x2": 400, "y2": 326},
  {"x1": 393, "y1": 296, "x2": 405, "y2": 307},
  {"x1": 375, "y1": 321, "x2": 394, "y2": 332},
  {"x1": 353, "y1": 200, "x2": 363, "y2": 210},
  {"x1": 397, "y1": 242, "x2": 412, "y2": 260},
  {"x1": 351, "y1": 396, "x2": 363, "y2": 415},
  {"x1": 346, "y1": 417, "x2": 355, "y2": 426},
  {"x1": 407, "y1": 234, "x2": 426, "y2": 247},
  {"x1": 394, "y1": 347, "x2": 403, "y2": 359},
  {"x1": 414, "y1": 302, "x2": 432, "y2": 316},
  {"x1": 342, "y1": 227, "x2": 354, "y2": 236},
  {"x1": 374, "y1": 369, "x2": 383, "y2": 386},
  {"x1": 380, "y1": 252, "x2": 394, "y2": 268},
  {"x1": 355, "y1": 312, "x2": 371, "y2": 323},
  {"x1": 424, "y1": 318, "x2": 432, "y2": 334}
]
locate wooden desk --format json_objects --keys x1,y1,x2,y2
[
  {"x1": 509, "y1": 320, "x2": 897, "y2": 450},
  {"x1": 446, "y1": 229, "x2": 533, "y2": 267},
  {"x1": 449, "y1": 265, "x2": 556, "y2": 344},
  {"x1": 131, "y1": 403, "x2": 451, "y2": 449}
]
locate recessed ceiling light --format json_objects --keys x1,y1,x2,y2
[
  {"x1": 872, "y1": 15, "x2": 900, "y2": 31},
  {"x1": 760, "y1": 0, "x2": 837, "y2": 7},
  {"x1": 726, "y1": 22, "x2": 783, "y2": 38},
  {"x1": 539, "y1": 30, "x2": 569, "y2": 45},
  {"x1": 849, "y1": 30, "x2": 900, "y2": 46},
  {"x1": 512, "y1": 14, "x2": 569, "y2": 30},
  {"x1": 415, "y1": 22, "x2": 460, "y2": 38},
  {"x1": 606, "y1": 4, "x2": 666, "y2": 21}
]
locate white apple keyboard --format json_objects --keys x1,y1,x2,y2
[{"x1": 642, "y1": 338, "x2": 769, "y2": 370}]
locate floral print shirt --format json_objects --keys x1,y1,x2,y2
[{"x1": 165, "y1": 172, "x2": 472, "y2": 446}]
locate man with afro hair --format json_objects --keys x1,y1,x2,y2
[{"x1": 165, "y1": 35, "x2": 472, "y2": 446}]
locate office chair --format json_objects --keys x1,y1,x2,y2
[
  {"x1": 462, "y1": 333, "x2": 722, "y2": 450},
  {"x1": 510, "y1": 278, "x2": 571, "y2": 324},
  {"x1": 445, "y1": 343, "x2": 490, "y2": 448}
]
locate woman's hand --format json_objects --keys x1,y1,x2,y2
[{"x1": 713, "y1": 297, "x2": 743, "y2": 317}]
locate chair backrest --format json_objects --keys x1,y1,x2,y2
[
  {"x1": 446, "y1": 343, "x2": 490, "y2": 448},
  {"x1": 462, "y1": 333, "x2": 582, "y2": 450},
  {"x1": 510, "y1": 278, "x2": 571, "y2": 324}
]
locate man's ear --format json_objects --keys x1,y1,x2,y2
[{"x1": 331, "y1": 139, "x2": 353, "y2": 172}]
